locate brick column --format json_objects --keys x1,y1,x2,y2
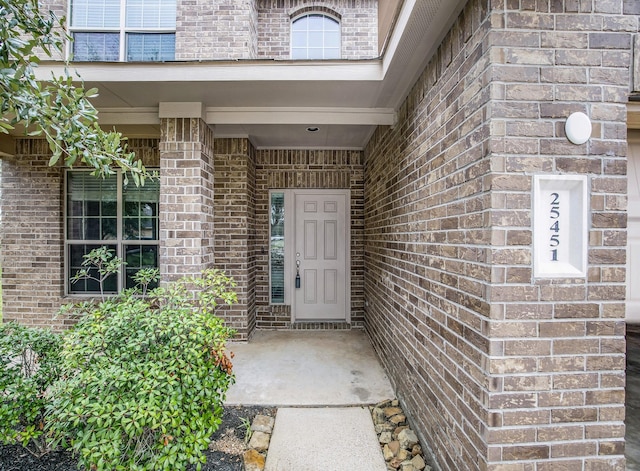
[
  {"x1": 213, "y1": 138, "x2": 257, "y2": 340},
  {"x1": 159, "y1": 104, "x2": 215, "y2": 280},
  {"x1": 486, "y1": 3, "x2": 631, "y2": 469}
]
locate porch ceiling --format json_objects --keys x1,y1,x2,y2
[{"x1": 31, "y1": 0, "x2": 468, "y2": 149}]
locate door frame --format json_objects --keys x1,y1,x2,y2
[
  {"x1": 627, "y1": 132, "x2": 640, "y2": 322},
  {"x1": 281, "y1": 189, "x2": 351, "y2": 323}
]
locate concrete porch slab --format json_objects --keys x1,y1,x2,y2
[
  {"x1": 225, "y1": 330, "x2": 394, "y2": 406},
  {"x1": 264, "y1": 407, "x2": 388, "y2": 471}
]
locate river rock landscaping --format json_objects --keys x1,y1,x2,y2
[{"x1": 371, "y1": 399, "x2": 432, "y2": 471}]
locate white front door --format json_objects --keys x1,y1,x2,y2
[
  {"x1": 293, "y1": 191, "x2": 349, "y2": 321},
  {"x1": 628, "y1": 136, "x2": 640, "y2": 322}
]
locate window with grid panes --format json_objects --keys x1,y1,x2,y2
[
  {"x1": 65, "y1": 171, "x2": 159, "y2": 294},
  {"x1": 70, "y1": 0, "x2": 176, "y2": 61},
  {"x1": 291, "y1": 13, "x2": 340, "y2": 60}
]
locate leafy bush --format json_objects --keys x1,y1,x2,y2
[
  {"x1": 69, "y1": 246, "x2": 123, "y2": 301},
  {"x1": 47, "y1": 269, "x2": 238, "y2": 471},
  {"x1": 0, "y1": 322, "x2": 62, "y2": 456}
]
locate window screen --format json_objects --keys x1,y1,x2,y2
[{"x1": 126, "y1": 33, "x2": 175, "y2": 61}]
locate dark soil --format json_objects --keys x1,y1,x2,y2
[{"x1": 0, "y1": 406, "x2": 276, "y2": 471}]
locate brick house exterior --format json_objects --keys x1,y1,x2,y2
[{"x1": 1, "y1": 0, "x2": 639, "y2": 469}]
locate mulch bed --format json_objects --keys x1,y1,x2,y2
[{"x1": 0, "y1": 406, "x2": 276, "y2": 471}]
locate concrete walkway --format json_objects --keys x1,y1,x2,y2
[
  {"x1": 225, "y1": 330, "x2": 395, "y2": 406},
  {"x1": 225, "y1": 330, "x2": 394, "y2": 471},
  {"x1": 265, "y1": 407, "x2": 387, "y2": 471}
]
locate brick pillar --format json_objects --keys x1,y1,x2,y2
[
  {"x1": 213, "y1": 138, "x2": 256, "y2": 340},
  {"x1": 486, "y1": 2, "x2": 631, "y2": 469},
  {"x1": 159, "y1": 104, "x2": 215, "y2": 280}
]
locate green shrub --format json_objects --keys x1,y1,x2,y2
[
  {"x1": 0, "y1": 322, "x2": 62, "y2": 457},
  {"x1": 47, "y1": 269, "x2": 238, "y2": 471},
  {"x1": 69, "y1": 246, "x2": 123, "y2": 301}
]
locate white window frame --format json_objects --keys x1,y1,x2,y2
[
  {"x1": 67, "y1": 0, "x2": 176, "y2": 62},
  {"x1": 290, "y1": 12, "x2": 341, "y2": 60},
  {"x1": 269, "y1": 190, "x2": 293, "y2": 305},
  {"x1": 64, "y1": 169, "x2": 160, "y2": 296}
]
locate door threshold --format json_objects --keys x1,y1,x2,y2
[{"x1": 291, "y1": 321, "x2": 352, "y2": 330}]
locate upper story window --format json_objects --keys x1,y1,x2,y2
[
  {"x1": 70, "y1": 0, "x2": 176, "y2": 61},
  {"x1": 291, "y1": 13, "x2": 340, "y2": 60}
]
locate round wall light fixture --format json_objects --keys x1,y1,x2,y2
[{"x1": 565, "y1": 112, "x2": 592, "y2": 145}]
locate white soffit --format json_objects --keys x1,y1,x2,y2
[
  {"x1": 33, "y1": 1, "x2": 466, "y2": 147},
  {"x1": 380, "y1": 0, "x2": 468, "y2": 107}
]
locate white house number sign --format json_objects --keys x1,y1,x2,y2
[{"x1": 533, "y1": 175, "x2": 588, "y2": 278}]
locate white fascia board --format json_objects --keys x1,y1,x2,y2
[
  {"x1": 98, "y1": 106, "x2": 396, "y2": 126},
  {"x1": 35, "y1": 60, "x2": 384, "y2": 83},
  {"x1": 205, "y1": 107, "x2": 397, "y2": 126},
  {"x1": 381, "y1": 0, "x2": 417, "y2": 75}
]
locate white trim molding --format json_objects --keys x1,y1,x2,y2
[{"x1": 205, "y1": 107, "x2": 396, "y2": 126}]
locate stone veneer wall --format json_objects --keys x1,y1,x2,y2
[
  {"x1": 213, "y1": 138, "x2": 257, "y2": 340},
  {"x1": 257, "y1": 0, "x2": 378, "y2": 59},
  {"x1": 0, "y1": 139, "x2": 159, "y2": 328},
  {"x1": 364, "y1": 0, "x2": 632, "y2": 470},
  {"x1": 254, "y1": 150, "x2": 365, "y2": 330}
]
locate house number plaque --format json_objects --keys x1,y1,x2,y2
[{"x1": 533, "y1": 175, "x2": 588, "y2": 278}]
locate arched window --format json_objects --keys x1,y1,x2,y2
[{"x1": 291, "y1": 13, "x2": 340, "y2": 60}]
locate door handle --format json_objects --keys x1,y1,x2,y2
[{"x1": 295, "y1": 259, "x2": 301, "y2": 288}]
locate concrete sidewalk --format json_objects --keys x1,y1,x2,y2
[
  {"x1": 225, "y1": 330, "x2": 394, "y2": 471},
  {"x1": 264, "y1": 407, "x2": 387, "y2": 471}
]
